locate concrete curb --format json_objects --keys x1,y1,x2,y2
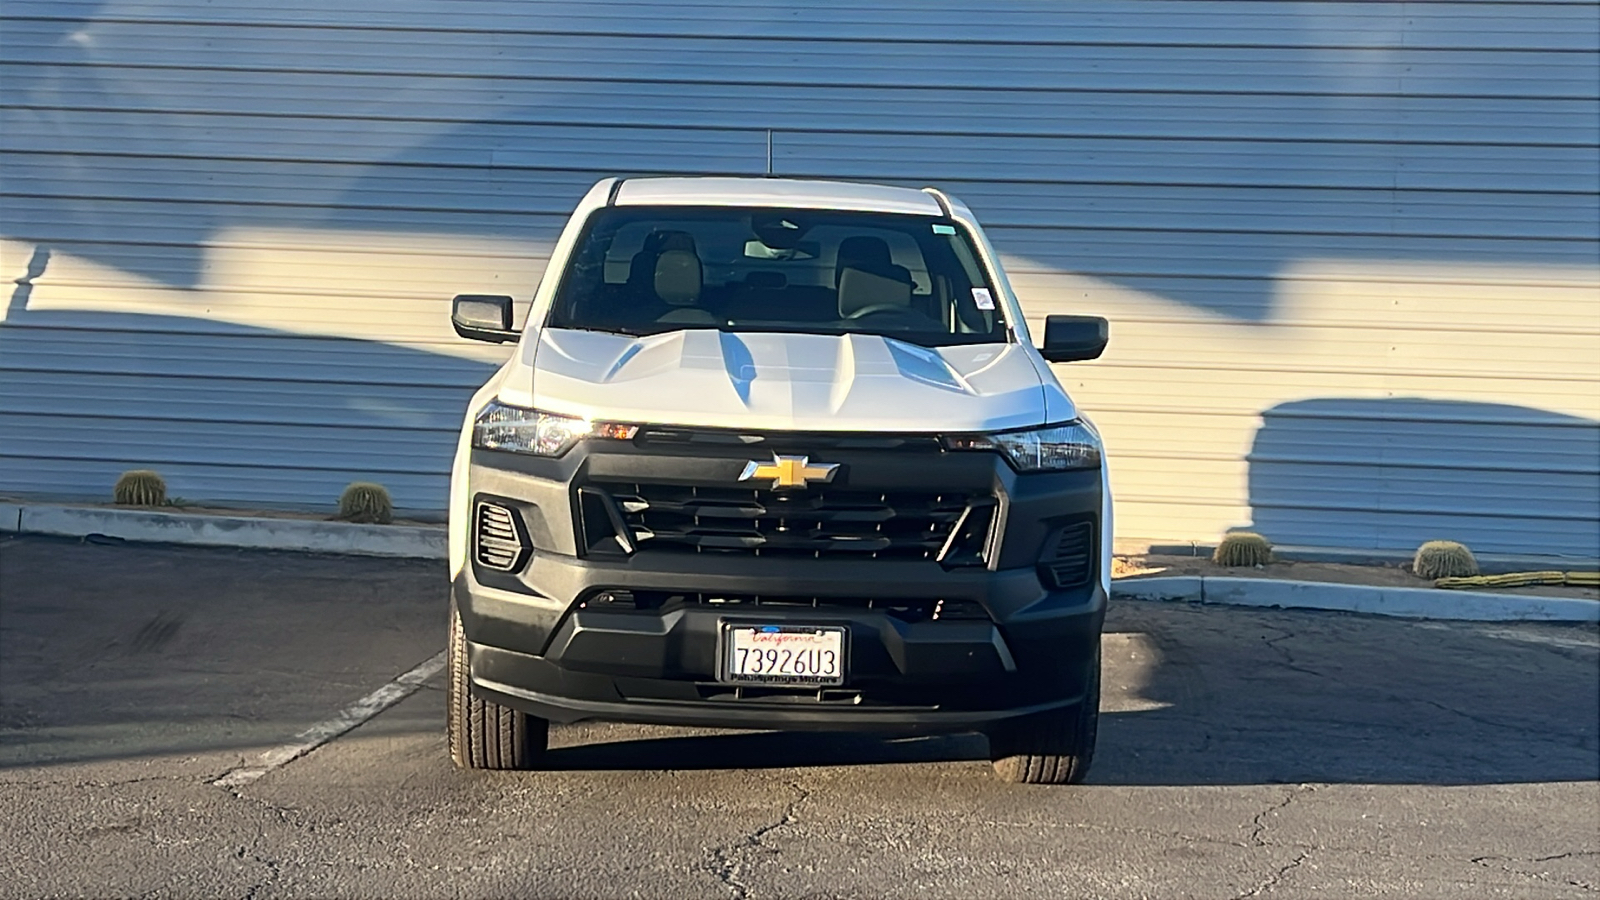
[
  {"x1": 1, "y1": 503, "x2": 445, "y2": 560},
  {"x1": 1113, "y1": 540, "x2": 1600, "y2": 575},
  {"x1": 1114, "y1": 576, "x2": 1599, "y2": 623},
  {"x1": 6, "y1": 503, "x2": 1593, "y2": 622}
]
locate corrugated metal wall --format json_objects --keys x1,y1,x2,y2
[{"x1": 2, "y1": 1, "x2": 1597, "y2": 554}]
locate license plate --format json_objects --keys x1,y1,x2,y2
[{"x1": 721, "y1": 625, "x2": 846, "y2": 686}]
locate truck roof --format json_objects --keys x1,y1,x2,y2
[{"x1": 611, "y1": 177, "x2": 945, "y2": 217}]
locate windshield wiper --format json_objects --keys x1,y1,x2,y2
[{"x1": 559, "y1": 324, "x2": 655, "y2": 337}]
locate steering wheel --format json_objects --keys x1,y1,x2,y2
[{"x1": 846, "y1": 303, "x2": 916, "y2": 319}]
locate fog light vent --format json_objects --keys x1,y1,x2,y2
[
  {"x1": 475, "y1": 501, "x2": 530, "y2": 572},
  {"x1": 1039, "y1": 521, "x2": 1095, "y2": 589}
]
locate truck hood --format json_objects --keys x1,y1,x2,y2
[{"x1": 524, "y1": 328, "x2": 1065, "y2": 432}]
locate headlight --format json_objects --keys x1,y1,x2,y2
[
  {"x1": 472, "y1": 400, "x2": 637, "y2": 457},
  {"x1": 944, "y1": 420, "x2": 1102, "y2": 471}
]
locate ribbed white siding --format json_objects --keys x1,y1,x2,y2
[{"x1": 2, "y1": 1, "x2": 1596, "y2": 553}]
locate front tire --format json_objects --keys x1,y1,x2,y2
[
  {"x1": 988, "y1": 641, "x2": 1100, "y2": 785},
  {"x1": 447, "y1": 599, "x2": 548, "y2": 770}
]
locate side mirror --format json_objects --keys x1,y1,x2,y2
[
  {"x1": 1039, "y1": 315, "x2": 1108, "y2": 363},
  {"x1": 451, "y1": 294, "x2": 519, "y2": 343}
]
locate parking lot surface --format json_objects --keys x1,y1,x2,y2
[{"x1": 1, "y1": 535, "x2": 1596, "y2": 898}]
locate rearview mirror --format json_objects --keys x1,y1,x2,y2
[
  {"x1": 451, "y1": 294, "x2": 518, "y2": 343},
  {"x1": 1039, "y1": 315, "x2": 1108, "y2": 363},
  {"x1": 744, "y1": 239, "x2": 819, "y2": 261}
]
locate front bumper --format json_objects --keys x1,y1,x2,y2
[
  {"x1": 459, "y1": 572, "x2": 1104, "y2": 732},
  {"x1": 457, "y1": 431, "x2": 1106, "y2": 733}
]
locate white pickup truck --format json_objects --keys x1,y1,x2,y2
[{"x1": 444, "y1": 177, "x2": 1110, "y2": 784}]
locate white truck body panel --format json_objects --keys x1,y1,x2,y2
[{"x1": 528, "y1": 328, "x2": 1067, "y2": 433}]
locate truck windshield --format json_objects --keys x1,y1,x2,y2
[{"x1": 546, "y1": 206, "x2": 1010, "y2": 347}]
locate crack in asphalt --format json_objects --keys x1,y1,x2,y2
[
  {"x1": 232, "y1": 795, "x2": 295, "y2": 900},
  {"x1": 1247, "y1": 784, "x2": 1316, "y2": 847},
  {"x1": 989, "y1": 812, "x2": 1596, "y2": 871},
  {"x1": 231, "y1": 790, "x2": 300, "y2": 826},
  {"x1": 1257, "y1": 625, "x2": 1329, "y2": 681},
  {"x1": 1236, "y1": 636, "x2": 1600, "y2": 750},
  {"x1": 1234, "y1": 849, "x2": 1311, "y2": 899},
  {"x1": 1472, "y1": 854, "x2": 1600, "y2": 894},
  {"x1": 237, "y1": 844, "x2": 283, "y2": 900},
  {"x1": 1414, "y1": 696, "x2": 1592, "y2": 746},
  {"x1": 1534, "y1": 852, "x2": 1600, "y2": 862},
  {"x1": 703, "y1": 781, "x2": 811, "y2": 899}
]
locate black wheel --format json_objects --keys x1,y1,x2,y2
[
  {"x1": 447, "y1": 599, "x2": 548, "y2": 770},
  {"x1": 988, "y1": 641, "x2": 1100, "y2": 785}
]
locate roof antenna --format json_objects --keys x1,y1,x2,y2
[{"x1": 765, "y1": 129, "x2": 774, "y2": 177}]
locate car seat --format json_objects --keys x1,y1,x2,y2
[
  {"x1": 835, "y1": 236, "x2": 914, "y2": 318},
  {"x1": 627, "y1": 231, "x2": 718, "y2": 326}
]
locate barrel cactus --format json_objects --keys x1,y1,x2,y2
[
  {"x1": 1212, "y1": 532, "x2": 1272, "y2": 567},
  {"x1": 339, "y1": 482, "x2": 394, "y2": 524},
  {"x1": 1413, "y1": 540, "x2": 1479, "y2": 579},
  {"x1": 113, "y1": 470, "x2": 167, "y2": 507}
]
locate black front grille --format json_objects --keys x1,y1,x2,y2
[
  {"x1": 589, "y1": 482, "x2": 983, "y2": 561},
  {"x1": 1039, "y1": 520, "x2": 1095, "y2": 589}
]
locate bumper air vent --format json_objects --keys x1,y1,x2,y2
[
  {"x1": 1039, "y1": 520, "x2": 1096, "y2": 589},
  {"x1": 475, "y1": 500, "x2": 531, "y2": 572},
  {"x1": 577, "y1": 589, "x2": 992, "y2": 624}
]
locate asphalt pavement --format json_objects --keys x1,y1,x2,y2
[{"x1": 1, "y1": 534, "x2": 1596, "y2": 899}]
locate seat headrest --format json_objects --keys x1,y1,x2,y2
[
  {"x1": 838, "y1": 266, "x2": 912, "y2": 318},
  {"x1": 836, "y1": 236, "x2": 894, "y2": 277},
  {"x1": 630, "y1": 231, "x2": 700, "y2": 289},
  {"x1": 650, "y1": 230, "x2": 697, "y2": 254},
  {"x1": 654, "y1": 249, "x2": 702, "y2": 306}
]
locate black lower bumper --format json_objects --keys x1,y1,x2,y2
[{"x1": 457, "y1": 560, "x2": 1105, "y2": 733}]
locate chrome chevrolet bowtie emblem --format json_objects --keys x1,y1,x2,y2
[{"x1": 738, "y1": 454, "x2": 839, "y2": 490}]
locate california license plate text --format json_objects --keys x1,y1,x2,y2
[{"x1": 724, "y1": 627, "x2": 844, "y2": 684}]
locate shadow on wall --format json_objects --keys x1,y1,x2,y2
[
  {"x1": 5, "y1": 3, "x2": 1595, "y2": 322},
  {"x1": 0, "y1": 301, "x2": 495, "y2": 513},
  {"x1": 1246, "y1": 397, "x2": 1600, "y2": 556}
]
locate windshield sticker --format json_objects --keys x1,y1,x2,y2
[
  {"x1": 931, "y1": 223, "x2": 957, "y2": 235},
  {"x1": 971, "y1": 287, "x2": 996, "y2": 310}
]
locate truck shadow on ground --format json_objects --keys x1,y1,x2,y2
[
  {"x1": 543, "y1": 603, "x2": 1600, "y2": 787},
  {"x1": 2, "y1": 537, "x2": 1595, "y2": 787}
]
